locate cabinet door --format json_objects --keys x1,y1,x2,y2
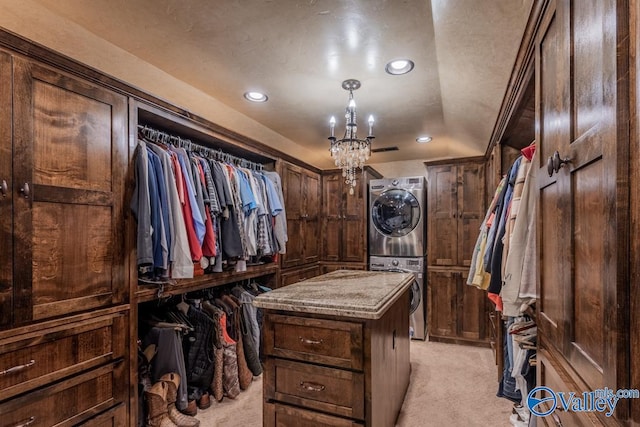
[
  {"x1": 12, "y1": 58, "x2": 127, "y2": 324},
  {"x1": 303, "y1": 170, "x2": 320, "y2": 264},
  {"x1": 322, "y1": 173, "x2": 342, "y2": 262},
  {"x1": 427, "y1": 270, "x2": 456, "y2": 338},
  {"x1": 280, "y1": 265, "x2": 321, "y2": 288},
  {"x1": 281, "y1": 164, "x2": 304, "y2": 268},
  {"x1": 342, "y1": 174, "x2": 366, "y2": 263},
  {"x1": 457, "y1": 271, "x2": 488, "y2": 341},
  {"x1": 458, "y1": 164, "x2": 485, "y2": 267},
  {"x1": 536, "y1": 1, "x2": 569, "y2": 355},
  {"x1": 0, "y1": 51, "x2": 12, "y2": 327},
  {"x1": 536, "y1": 0, "x2": 620, "y2": 404},
  {"x1": 427, "y1": 165, "x2": 458, "y2": 266}
]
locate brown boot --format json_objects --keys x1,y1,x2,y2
[
  {"x1": 144, "y1": 381, "x2": 179, "y2": 427},
  {"x1": 160, "y1": 373, "x2": 200, "y2": 427}
]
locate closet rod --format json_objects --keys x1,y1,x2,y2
[{"x1": 137, "y1": 124, "x2": 265, "y2": 171}]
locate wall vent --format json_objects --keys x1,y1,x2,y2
[{"x1": 371, "y1": 146, "x2": 399, "y2": 153}]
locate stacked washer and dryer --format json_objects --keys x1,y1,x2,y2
[{"x1": 369, "y1": 177, "x2": 427, "y2": 339}]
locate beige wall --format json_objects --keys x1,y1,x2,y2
[
  {"x1": 369, "y1": 160, "x2": 429, "y2": 182},
  {"x1": 0, "y1": 0, "x2": 318, "y2": 165}
]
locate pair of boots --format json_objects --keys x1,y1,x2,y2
[{"x1": 145, "y1": 373, "x2": 200, "y2": 427}]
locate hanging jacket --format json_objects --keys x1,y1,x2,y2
[{"x1": 184, "y1": 305, "x2": 215, "y2": 395}]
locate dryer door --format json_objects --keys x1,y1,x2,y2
[{"x1": 371, "y1": 189, "x2": 421, "y2": 237}]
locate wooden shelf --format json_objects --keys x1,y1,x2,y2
[{"x1": 135, "y1": 263, "x2": 278, "y2": 303}]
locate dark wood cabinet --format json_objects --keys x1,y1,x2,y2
[
  {"x1": 262, "y1": 287, "x2": 410, "y2": 426},
  {"x1": 280, "y1": 162, "x2": 321, "y2": 269},
  {"x1": 427, "y1": 268, "x2": 490, "y2": 345},
  {"x1": 0, "y1": 50, "x2": 12, "y2": 328},
  {"x1": 427, "y1": 161, "x2": 485, "y2": 268},
  {"x1": 0, "y1": 52, "x2": 129, "y2": 426},
  {"x1": 279, "y1": 264, "x2": 321, "y2": 288},
  {"x1": 534, "y1": 1, "x2": 628, "y2": 424},
  {"x1": 321, "y1": 167, "x2": 381, "y2": 267},
  {"x1": 0, "y1": 56, "x2": 128, "y2": 328},
  {"x1": 426, "y1": 160, "x2": 489, "y2": 346}
]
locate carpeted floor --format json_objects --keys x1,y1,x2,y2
[{"x1": 195, "y1": 340, "x2": 513, "y2": 426}]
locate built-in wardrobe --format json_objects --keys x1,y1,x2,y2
[
  {"x1": 484, "y1": 0, "x2": 638, "y2": 425},
  {"x1": 130, "y1": 101, "x2": 284, "y2": 426},
  {"x1": 0, "y1": 40, "x2": 130, "y2": 425},
  {"x1": 535, "y1": 0, "x2": 629, "y2": 423}
]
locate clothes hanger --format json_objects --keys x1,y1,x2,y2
[{"x1": 176, "y1": 293, "x2": 190, "y2": 315}]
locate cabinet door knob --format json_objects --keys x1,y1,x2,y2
[
  {"x1": 0, "y1": 180, "x2": 6, "y2": 197},
  {"x1": 547, "y1": 151, "x2": 571, "y2": 176},
  {"x1": 19, "y1": 183, "x2": 30, "y2": 199}
]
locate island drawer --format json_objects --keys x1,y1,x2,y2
[
  {"x1": 263, "y1": 313, "x2": 363, "y2": 370},
  {"x1": 0, "y1": 312, "x2": 126, "y2": 402},
  {"x1": 265, "y1": 358, "x2": 364, "y2": 420},
  {"x1": 264, "y1": 402, "x2": 364, "y2": 427}
]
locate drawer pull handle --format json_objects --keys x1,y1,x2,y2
[
  {"x1": 299, "y1": 337, "x2": 323, "y2": 345},
  {"x1": 14, "y1": 417, "x2": 36, "y2": 427},
  {"x1": 0, "y1": 359, "x2": 36, "y2": 376},
  {"x1": 299, "y1": 381, "x2": 326, "y2": 392}
]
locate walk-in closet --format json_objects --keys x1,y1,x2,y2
[{"x1": 0, "y1": 1, "x2": 639, "y2": 426}]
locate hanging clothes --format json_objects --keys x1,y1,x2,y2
[
  {"x1": 147, "y1": 143, "x2": 193, "y2": 279},
  {"x1": 263, "y1": 171, "x2": 288, "y2": 254},
  {"x1": 487, "y1": 157, "x2": 522, "y2": 295},
  {"x1": 468, "y1": 176, "x2": 507, "y2": 290},
  {"x1": 213, "y1": 161, "x2": 244, "y2": 260},
  {"x1": 131, "y1": 141, "x2": 153, "y2": 270},
  {"x1": 132, "y1": 126, "x2": 285, "y2": 279},
  {"x1": 502, "y1": 147, "x2": 538, "y2": 316},
  {"x1": 141, "y1": 326, "x2": 189, "y2": 411}
]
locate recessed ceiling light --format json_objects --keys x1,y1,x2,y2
[
  {"x1": 416, "y1": 136, "x2": 432, "y2": 143},
  {"x1": 385, "y1": 59, "x2": 415, "y2": 75},
  {"x1": 244, "y1": 91, "x2": 268, "y2": 102}
]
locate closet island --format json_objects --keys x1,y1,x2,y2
[{"x1": 254, "y1": 270, "x2": 413, "y2": 427}]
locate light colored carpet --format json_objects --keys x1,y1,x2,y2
[{"x1": 195, "y1": 340, "x2": 514, "y2": 426}]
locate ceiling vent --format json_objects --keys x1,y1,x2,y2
[{"x1": 371, "y1": 146, "x2": 399, "y2": 153}]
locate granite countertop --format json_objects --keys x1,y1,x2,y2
[{"x1": 253, "y1": 270, "x2": 413, "y2": 319}]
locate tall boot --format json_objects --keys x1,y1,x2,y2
[
  {"x1": 144, "y1": 381, "x2": 178, "y2": 427},
  {"x1": 160, "y1": 373, "x2": 200, "y2": 427}
]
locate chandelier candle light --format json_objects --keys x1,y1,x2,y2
[{"x1": 328, "y1": 79, "x2": 374, "y2": 195}]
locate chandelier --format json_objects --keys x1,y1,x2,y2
[{"x1": 328, "y1": 79, "x2": 374, "y2": 195}]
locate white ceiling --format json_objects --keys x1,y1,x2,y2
[{"x1": 33, "y1": 0, "x2": 533, "y2": 168}]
